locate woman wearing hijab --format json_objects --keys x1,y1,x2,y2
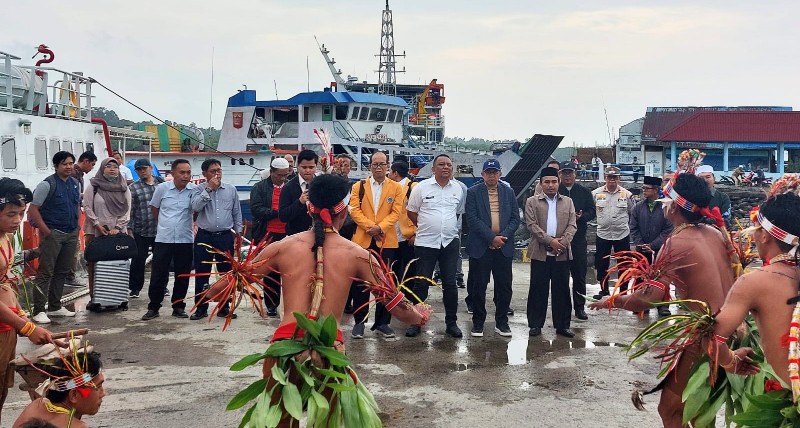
[{"x1": 83, "y1": 157, "x2": 132, "y2": 294}]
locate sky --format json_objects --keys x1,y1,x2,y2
[{"x1": 4, "y1": 1, "x2": 800, "y2": 147}]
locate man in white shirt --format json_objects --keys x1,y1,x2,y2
[
  {"x1": 405, "y1": 154, "x2": 466, "y2": 338},
  {"x1": 112, "y1": 151, "x2": 134, "y2": 185}
]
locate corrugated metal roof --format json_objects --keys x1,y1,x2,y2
[
  {"x1": 659, "y1": 111, "x2": 800, "y2": 143},
  {"x1": 641, "y1": 106, "x2": 791, "y2": 141}
]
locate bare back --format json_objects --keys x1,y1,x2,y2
[
  {"x1": 742, "y1": 264, "x2": 799, "y2": 385},
  {"x1": 663, "y1": 225, "x2": 735, "y2": 312},
  {"x1": 253, "y1": 230, "x2": 379, "y2": 328},
  {"x1": 13, "y1": 398, "x2": 88, "y2": 428}
]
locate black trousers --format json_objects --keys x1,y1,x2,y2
[
  {"x1": 193, "y1": 229, "x2": 235, "y2": 314},
  {"x1": 412, "y1": 240, "x2": 460, "y2": 325},
  {"x1": 147, "y1": 242, "x2": 193, "y2": 312},
  {"x1": 469, "y1": 250, "x2": 513, "y2": 329},
  {"x1": 393, "y1": 240, "x2": 416, "y2": 284},
  {"x1": 263, "y1": 232, "x2": 286, "y2": 309},
  {"x1": 528, "y1": 257, "x2": 571, "y2": 330},
  {"x1": 129, "y1": 233, "x2": 156, "y2": 294},
  {"x1": 595, "y1": 235, "x2": 630, "y2": 292},
  {"x1": 569, "y1": 236, "x2": 588, "y2": 310},
  {"x1": 351, "y1": 242, "x2": 394, "y2": 328}
]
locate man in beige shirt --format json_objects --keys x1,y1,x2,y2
[
  {"x1": 525, "y1": 167, "x2": 577, "y2": 338},
  {"x1": 591, "y1": 166, "x2": 634, "y2": 298}
]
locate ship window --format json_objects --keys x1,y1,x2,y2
[
  {"x1": 387, "y1": 110, "x2": 397, "y2": 122},
  {"x1": 231, "y1": 158, "x2": 236, "y2": 166},
  {"x1": 335, "y1": 105, "x2": 349, "y2": 120},
  {"x1": 395, "y1": 110, "x2": 403, "y2": 122},
  {"x1": 75, "y1": 141, "x2": 84, "y2": 155},
  {"x1": 350, "y1": 107, "x2": 360, "y2": 120},
  {"x1": 86, "y1": 142, "x2": 94, "y2": 153},
  {"x1": 369, "y1": 108, "x2": 387, "y2": 121},
  {"x1": 1, "y1": 136, "x2": 16, "y2": 170},
  {"x1": 35, "y1": 137, "x2": 48, "y2": 169},
  {"x1": 249, "y1": 158, "x2": 254, "y2": 165},
  {"x1": 358, "y1": 107, "x2": 370, "y2": 121},
  {"x1": 49, "y1": 138, "x2": 60, "y2": 159},
  {"x1": 62, "y1": 139, "x2": 73, "y2": 155}
]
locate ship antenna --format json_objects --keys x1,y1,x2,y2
[{"x1": 209, "y1": 46, "x2": 214, "y2": 128}]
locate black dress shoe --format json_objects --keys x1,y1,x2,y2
[
  {"x1": 189, "y1": 312, "x2": 207, "y2": 321},
  {"x1": 507, "y1": 308, "x2": 515, "y2": 316},
  {"x1": 445, "y1": 324, "x2": 463, "y2": 338},
  {"x1": 217, "y1": 308, "x2": 238, "y2": 319},
  {"x1": 556, "y1": 329, "x2": 575, "y2": 338},
  {"x1": 575, "y1": 309, "x2": 588, "y2": 321},
  {"x1": 592, "y1": 290, "x2": 610, "y2": 300},
  {"x1": 266, "y1": 307, "x2": 278, "y2": 317},
  {"x1": 405, "y1": 325, "x2": 421, "y2": 337},
  {"x1": 657, "y1": 306, "x2": 672, "y2": 317},
  {"x1": 529, "y1": 327, "x2": 542, "y2": 337},
  {"x1": 141, "y1": 310, "x2": 159, "y2": 321},
  {"x1": 172, "y1": 310, "x2": 189, "y2": 318}
]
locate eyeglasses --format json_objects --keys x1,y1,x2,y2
[
  {"x1": 641, "y1": 186, "x2": 656, "y2": 190},
  {"x1": 370, "y1": 163, "x2": 387, "y2": 168}
]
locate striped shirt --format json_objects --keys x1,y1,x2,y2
[{"x1": 128, "y1": 179, "x2": 160, "y2": 237}]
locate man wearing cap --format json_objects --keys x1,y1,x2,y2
[
  {"x1": 525, "y1": 167, "x2": 577, "y2": 338},
  {"x1": 629, "y1": 176, "x2": 673, "y2": 316},
  {"x1": 249, "y1": 157, "x2": 292, "y2": 316},
  {"x1": 696, "y1": 166, "x2": 731, "y2": 228},
  {"x1": 127, "y1": 159, "x2": 164, "y2": 298},
  {"x1": 558, "y1": 161, "x2": 595, "y2": 321},
  {"x1": 592, "y1": 166, "x2": 635, "y2": 299},
  {"x1": 464, "y1": 160, "x2": 520, "y2": 337}
]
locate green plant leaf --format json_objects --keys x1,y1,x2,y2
[
  {"x1": 271, "y1": 364, "x2": 288, "y2": 386},
  {"x1": 319, "y1": 315, "x2": 338, "y2": 347},
  {"x1": 325, "y1": 381, "x2": 355, "y2": 392},
  {"x1": 294, "y1": 312, "x2": 322, "y2": 340},
  {"x1": 264, "y1": 340, "x2": 309, "y2": 357},
  {"x1": 694, "y1": 385, "x2": 727, "y2": 427},
  {"x1": 230, "y1": 352, "x2": 268, "y2": 371},
  {"x1": 340, "y1": 380, "x2": 362, "y2": 428},
  {"x1": 228, "y1": 379, "x2": 268, "y2": 410},
  {"x1": 282, "y1": 382, "x2": 303, "y2": 421},
  {"x1": 316, "y1": 367, "x2": 348, "y2": 379},
  {"x1": 264, "y1": 403, "x2": 283, "y2": 428},
  {"x1": 313, "y1": 346, "x2": 351, "y2": 367},
  {"x1": 238, "y1": 404, "x2": 255, "y2": 428},
  {"x1": 307, "y1": 394, "x2": 318, "y2": 427},
  {"x1": 291, "y1": 359, "x2": 316, "y2": 387}
]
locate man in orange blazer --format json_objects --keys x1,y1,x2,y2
[{"x1": 349, "y1": 151, "x2": 404, "y2": 339}]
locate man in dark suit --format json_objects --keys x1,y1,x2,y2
[
  {"x1": 465, "y1": 159, "x2": 521, "y2": 338},
  {"x1": 278, "y1": 150, "x2": 319, "y2": 235},
  {"x1": 558, "y1": 161, "x2": 595, "y2": 321}
]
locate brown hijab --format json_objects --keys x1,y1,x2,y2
[{"x1": 88, "y1": 157, "x2": 129, "y2": 217}]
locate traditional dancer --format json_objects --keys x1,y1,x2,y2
[
  {"x1": 696, "y1": 175, "x2": 800, "y2": 425},
  {"x1": 199, "y1": 174, "x2": 431, "y2": 427},
  {"x1": 13, "y1": 350, "x2": 104, "y2": 428},
  {"x1": 0, "y1": 178, "x2": 61, "y2": 425},
  {"x1": 589, "y1": 150, "x2": 738, "y2": 427}
]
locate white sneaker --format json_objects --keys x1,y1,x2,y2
[
  {"x1": 48, "y1": 307, "x2": 76, "y2": 317},
  {"x1": 32, "y1": 312, "x2": 51, "y2": 324}
]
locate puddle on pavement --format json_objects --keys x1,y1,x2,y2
[{"x1": 505, "y1": 339, "x2": 623, "y2": 366}]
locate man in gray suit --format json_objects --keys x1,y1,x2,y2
[{"x1": 465, "y1": 160, "x2": 521, "y2": 338}]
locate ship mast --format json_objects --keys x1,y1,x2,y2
[
  {"x1": 314, "y1": 36, "x2": 346, "y2": 87},
  {"x1": 376, "y1": 0, "x2": 405, "y2": 96}
]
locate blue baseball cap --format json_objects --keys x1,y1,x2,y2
[{"x1": 482, "y1": 159, "x2": 501, "y2": 172}]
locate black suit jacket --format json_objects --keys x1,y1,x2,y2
[
  {"x1": 250, "y1": 178, "x2": 282, "y2": 243},
  {"x1": 465, "y1": 183, "x2": 521, "y2": 259},
  {"x1": 278, "y1": 177, "x2": 311, "y2": 235}
]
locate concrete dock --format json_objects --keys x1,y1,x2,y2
[{"x1": 3, "y1": 261, "x2": 666, "y2": 427}]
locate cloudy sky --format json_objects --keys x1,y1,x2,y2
[{"x1": 4, "y1": 1, "x2": 799, "y2": 146}]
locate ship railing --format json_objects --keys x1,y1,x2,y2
[
  {"x1": 332, "y1": 120, "x2": 363, "y2": 142},
  {"x1": 0, "y1": 51, "x2": 23, "y2": 112},
  {"x1": 408, "y1": 114, "x2": 445, "y2": 128},
  {"x1": 16, "y1": 66, "x2": 94, "y2": 122}
]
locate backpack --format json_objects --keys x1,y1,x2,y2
[{"x1": 41, "y1": 174, "x2": 81, "y2": 206}]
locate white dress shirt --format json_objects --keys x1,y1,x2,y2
[
  {"x1": 406, "y1": 177, "x2": 464, "y2": 249},
  {"x1": 369, "y1": 177, "x2": 384, "y2": 216},
  {"x1": 545, "y1": 193, "x2": 558, "y2": 256}
]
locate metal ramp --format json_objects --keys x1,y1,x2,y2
[{"x1": 504, "y1": 134, "x2": 564, "y2": 200}]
